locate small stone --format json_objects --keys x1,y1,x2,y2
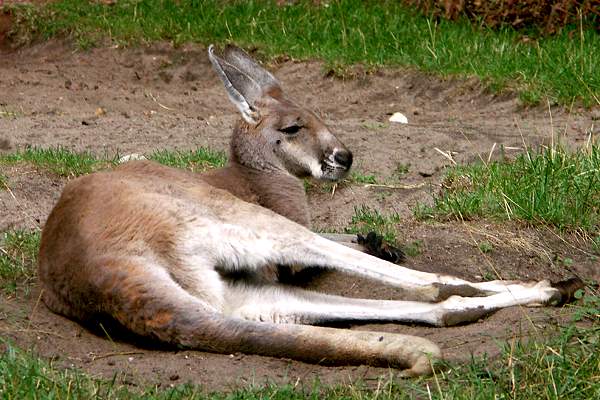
[
  {"x1": 388, "y1": 112, "x2": 408, "y2": 124},
  {"x1": 119, "y1": 153, "x2": 147, "y2": 163},
  {"x1": 169, "y1": 374, "x2": 180, "y2": 381}
]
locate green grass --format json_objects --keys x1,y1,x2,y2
[
  {"x1": 0, "y1": 230, "x2": 40, "y2": 295},
  {"x1": 403, "y1": 240, "x2": 423, "y2": 257},
  {"x1": 393, "y1": 162, "x2": 411, "y2": 180},
  {"x1": 348, "y1": 170, "x2": 378, "y2": 185},
  {"x1": 345, "y1": 205, "x2": 401, "y2": 243},
  {"x1": 149, "y1": 148, "x2": 227, "y2": 171},
  {"x1": 1, "y1": 314, "x2": 598, "y2": 399},
  {"x1": 415, "y1": 144, "x2": 600, "y2": 238},
  {"x1": 0, "y1": 147, "x2": 111, "y2": 177},
  {"x1": 3, "y1": 0, "x2": 599, "y2": 106},
  {"x1": 0, "y1": 147, "x2": 227, "y2": 177},
  {"x1": 1, "y1": 0, "x2": 592, "y2": 201}
]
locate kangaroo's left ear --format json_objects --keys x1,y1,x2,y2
[{"x1": 208, "y1": 45, "x2": 282, "y2": 125}]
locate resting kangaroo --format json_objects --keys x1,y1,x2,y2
[{"x1": 38, "y1": 45, "x2": 582, "y2": 376}]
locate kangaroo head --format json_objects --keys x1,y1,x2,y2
[{"x1": 208, "y1": 45, "x2": 352, "y2": 181}]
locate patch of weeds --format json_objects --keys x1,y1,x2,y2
[
  {"x1": 347, "y1": 171, "x2": 378, "y2": 185},
  {"x1": 75, "y1": 33, "x2": 99, "y2": 50},
  {"x1": 0, "y1": 339, "x2": 148, "y2": 399},
  {"x1": 415, "y1": 144, "x2": 600, "y2": 237},
  {"x1": 519, "y1": 88, "x2": 544, "y2": 106},
  {"x1": 345, "y1": 206, "x2": 401, "y2": 243},
  {"x1": 478, "y1": 241, "x2": 494, "y2": 254},
  {"x1": 557, "y1": 256, "x2": 575, "y2": 267},
  {"x1": 592, "y1": 235, "x2": 600, "y2": 255},
  {"x1": 323, "y1": 61, "x2": 376, "y2": 81},
  {"x1": 361, "y1": 121, "x2": 389, "y2": 130},
  {"x1": 393, "y1": 162, "x2": 410, "y2": 179},
  {"x1": 573, "y1": 291, "x2": 600, "y2": 322},
  {"x1": 0, "y1": 147, "x2": 112, "y2": 177},
  {"x1": 0, "y1": 147, "x2": 228, "y2": 177},
  {"x1": 149, "y1": 148, "x2": 227, "y2": 172},
  {"x1": 0, "y1": 173, "x2": 7, "y2": 189},
  {"x1": 0, "y1": 106, "x2": 21, "y2": 119},
  {"x1": 323, "y1": 60, "x2": 355, "y2": 79},
  {"x1": 0, "y1": 230, "x2": 40, "y2": 295},
  {"x1": 433, "y1": 323, "x2": 600, "y2": 399},
  {"x1": 412, "y1": 202, "x2": 436, "y2": 220},
  {"x1": 481, "y1": 271, "x2": 496, "y2": 281},
  {"x1": 403, "y1": 240, "x2": 423, "y2": 257}
]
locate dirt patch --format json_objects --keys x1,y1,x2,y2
[{"x1": 0, "y1": 41, "x2": 598, "y2": 391}]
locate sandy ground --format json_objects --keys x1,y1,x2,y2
[{"x1": 0, "y1": 40, "x2": 598, "y2": 391}]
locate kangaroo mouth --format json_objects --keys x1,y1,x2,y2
[{"x1": 320, "y1": 158, "x2": 351, "y2": 181}]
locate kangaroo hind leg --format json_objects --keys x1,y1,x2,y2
[{"x1": 58, "y1": 257, "x2": 441, "y2": 376}]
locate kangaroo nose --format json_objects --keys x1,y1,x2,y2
[{"x1": 334, "y1": 150, "x2": 353, "y2": 169}]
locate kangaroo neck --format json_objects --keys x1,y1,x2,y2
[{"x1": 201, "y1": 161, "x2": 311, "y2": 228}]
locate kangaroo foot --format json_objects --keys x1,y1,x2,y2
[
  {"x1": 550, "y1": 277, "x2": 585, "y2": 306},
  {"x1": 357, "y1": 231, "x2": 405, "y2": 264}
]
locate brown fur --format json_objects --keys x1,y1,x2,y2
[{"x1": 38, "y1": 161, "x2": 436, "y2": 373}]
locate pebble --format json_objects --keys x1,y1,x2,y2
[{"x1": 388, "y1": 112, "x2": 408, "y2": 124}]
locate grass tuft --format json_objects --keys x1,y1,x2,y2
[
  {"x1": 149, "y1": 148, "x2": 227, "y2": 171},
  {"x1": 0, "y1": 146, "x2": 228, "y2": 177},
  {"x1": 347, "y1": 171, "x2": 378, "y2": 185},
  {"x1": 345, "y1": 206, "x2": 401, "y2": 243},
  {"x1": 415, "y1": 144, "x2": 600, "y2": 236},
  {"x1": 0, "y1": 230, "x2": 40, "y2": 295},
  {"x1": 0, "y1": 147, "x2": 111, "y2": 177}
]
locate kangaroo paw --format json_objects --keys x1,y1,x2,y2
[
  {"x1": 357, "y1": 231, "x2": 405, "y2": 264},
  {"x1": 550, "y1": 277, "x2": 585, "y2": 306}
]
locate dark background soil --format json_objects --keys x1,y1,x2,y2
[{"x1": 1, "y1": 41, "x2": 598, "y2": 391}]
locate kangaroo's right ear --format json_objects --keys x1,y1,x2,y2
[{"x1": 208, "y1": 44, "x2": 281, "y2": 125}]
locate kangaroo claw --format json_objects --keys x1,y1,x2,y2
[{"x1": 357, "y1": 231, "x2": 405, "y2": 265}]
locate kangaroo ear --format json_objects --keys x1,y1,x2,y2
[{"x1": 208, "y1": 45, "x2": 281, "y2": 124}]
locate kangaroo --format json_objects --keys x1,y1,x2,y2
[{"x1": 38, "y1": 45, "x2": 582, "y2": 376}]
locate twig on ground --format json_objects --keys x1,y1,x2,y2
[
  {"x1": 91, "y1": 351, "x2": 144, "y2": 361},
  {"x1": 146, "y1": 91, "x2": 176, "y2": 111},
  {"x1": 26, "y1": 290, "x2": 44, "y2": 332},
  {"x1": 434, "y1": 147, "x2": 457, "y2": 165},
  {"x1": 363, "y1": 182, "x2": 426, "y2": 189}
]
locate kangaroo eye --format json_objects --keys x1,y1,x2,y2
[{"x1": 279, "y1": 124, "x2": 302, "y2": 135}]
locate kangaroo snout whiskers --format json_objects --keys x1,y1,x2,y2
[{"x1": 37, "y1": 44, "x2": 583, "y2": 377}]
